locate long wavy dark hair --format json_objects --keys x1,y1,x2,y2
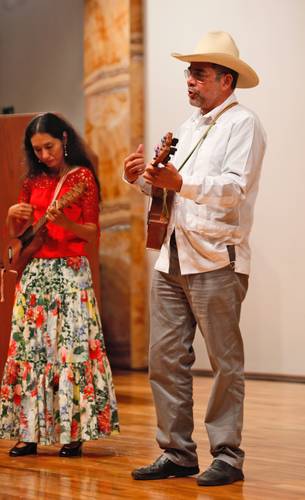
[{"x1": 24, "y1": 112, "x2": 101, "y2": 199}]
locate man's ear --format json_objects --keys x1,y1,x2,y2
[{"x1": 223, "y1": 73, "x2": 233, "y2": 90}]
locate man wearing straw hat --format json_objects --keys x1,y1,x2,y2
[{"x1": 124, "y1": 31, "x2": 266, "y2": 486}]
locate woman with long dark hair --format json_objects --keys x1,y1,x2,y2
[{"x1": 0, "y1": 113, "x2": 119, "y2": 457}]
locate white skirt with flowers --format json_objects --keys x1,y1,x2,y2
[{"x1": 0, "y1": 256, "x2": 119, "y2": 445}]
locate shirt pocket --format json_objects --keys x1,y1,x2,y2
[{"x1": 184, "y1": 203, "x2": 241, "y2": 242}]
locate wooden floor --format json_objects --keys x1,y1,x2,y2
[{"x1": 0, "y1": 372, "x2": 304, "y2": 499}]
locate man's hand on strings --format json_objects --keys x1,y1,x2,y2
[{"x1": 143, "y1": 163, "x2": 183, "y2": 192}]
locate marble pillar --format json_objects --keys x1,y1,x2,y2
[{"x1": 84, "y1": 0, "x2": 147, "y2": 369}]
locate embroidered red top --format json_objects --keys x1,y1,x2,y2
[{"x1": 18, "y1": 167, "x2": 100, "y2": 259}]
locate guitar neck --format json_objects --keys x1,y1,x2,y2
[
  {"x1": 19, "y1": 214, "x2": 47, "y2": 246},
  {"x1": 18, "y1": 181, "x2": 85, "y2": 246},
  {"x1": 33, "y1": 214, "x2": 48, "y2": 234},
  {"x1": 151, "y1": 133, "x2": 178, "y2": 168}
]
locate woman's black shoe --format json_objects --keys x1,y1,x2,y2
[
  {"x1": 59, "y1": 441, "x2": 82, "y2": 457},
  {"x1": 9, "y1": 442, "x2": 37, "y2": 457}
]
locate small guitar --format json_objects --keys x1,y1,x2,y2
[
  {"x1": 146, "y1": 132, "x2": 178, "y2": 250},
  {"x1": 3, "y1": 182, "x2": 86, "y2": 278}
]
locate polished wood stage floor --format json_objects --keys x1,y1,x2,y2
[{"x1": 0, "y1": 372, "x2": 304, "y2": 499}]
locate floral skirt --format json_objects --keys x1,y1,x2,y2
[{"x1": 0, "y1": 256, "x2": 119, "y2": 445}]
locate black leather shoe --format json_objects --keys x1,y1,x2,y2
[
  {"x1": 197, "y1": 459, "x2": 244, "y2": 486},
  {"x1": 59, "y1": 441, "x2": 82, "y2": 457},
  {"x1": 9, "y1": 442, "x2": 37, "y2": 457},
  {"x1": 132, "y1": 455, "x2": 199, "y2": 480}
]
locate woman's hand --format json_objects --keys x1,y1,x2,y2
[
  {"x1": 124, "y1": 144, "x2": 146, "y2": 183},
  {"x1": 46, "y1": 205, "x2": 70, "y2": 229},
  {"x1": 7, "y1": 203, "x2": 33, "y2": 223},
  {"x1": 7, "y1": 203, "x2": 34, "y2": 237},
  {"x1": 46, "y1": 204, "x2": 98, "y2": 243}
]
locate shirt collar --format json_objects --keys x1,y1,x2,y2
[{"x1": 192, "y1": 93, "x2": 237, "y2": 126}]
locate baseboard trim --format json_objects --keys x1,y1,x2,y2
[
  {"x1": 117, "y1": 368, "x2": 305, "y2": 384},
  {"x1": 191, "y1": 369, "x2": 305, "y2": 384}
]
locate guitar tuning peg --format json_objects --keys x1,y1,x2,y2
[
  {"x1": 172, "y1": 138, "x2": 179, "y2": 146},
  {"x1": 169, "y1": 146, "x2": 177, "y2": 155}
]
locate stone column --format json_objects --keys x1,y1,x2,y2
[{"x1": 84, "y1": 0, "x2": 147, "y2": 369}]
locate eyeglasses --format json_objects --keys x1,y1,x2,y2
[{"x1": 184, "y1": 68, "x2": 207, "y2": 82}]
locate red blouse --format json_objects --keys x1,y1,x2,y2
[{"x1": 18, "y1": 167, "x2": 100, "y2": 259}]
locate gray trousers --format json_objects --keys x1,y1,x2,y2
[{"x1": 149, "y1": 242, "x2": 248, "y2": 470}]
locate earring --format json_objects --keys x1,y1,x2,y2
[{"x1": 64, "y1": 143, "x2": 68, "y2": 157}]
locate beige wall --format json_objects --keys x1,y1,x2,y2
[
  {"x1": 144, "y1": 0, "x2": 305, "y2": 376},
  {"x1": 0, "y1": 0, "x2": 84, "y2": 132}
]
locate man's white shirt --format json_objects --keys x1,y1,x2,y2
[{"x1": 129, "y1": 93, "x2": 266, "y2": 275}]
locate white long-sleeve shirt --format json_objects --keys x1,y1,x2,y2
[{"x1": 134, "y1": 93, "x2": 266, "y2": 275}]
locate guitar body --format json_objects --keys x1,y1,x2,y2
[
  {"x1": 146, "y1": 133, "x2": 178, "y2": 250},
  {"x1": 146, "y1": 187, "x2": 175, "y2": 250},
  {"x1": 3, "y1": 237, "x2": 22, "y2": 272},
  {"x1": 3, "y1": 228, "x2": 46, "y2": 279}
]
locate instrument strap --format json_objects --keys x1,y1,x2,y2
[
  {"x1": 161, "y1": 101, "x2": 239, "y2": 217},
  {"x1": 177, "y1": 101, "x2": 238, "y2": 172},
  {"x1": 50, "y1": 167, "x2": 81, "y2": 206}
]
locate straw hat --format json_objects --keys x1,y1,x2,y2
[{"x1": 172, "y1": 31, "x2": 259, "y2": 88}]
